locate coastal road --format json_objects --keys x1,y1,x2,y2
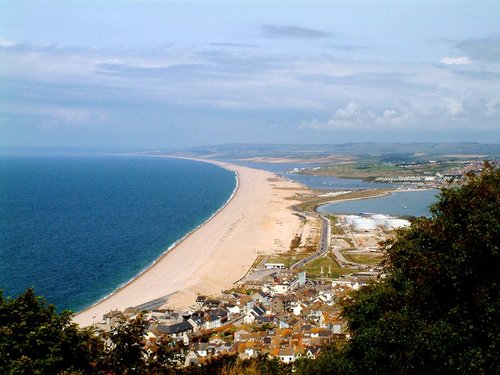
[{"x1": 291, "y1": 215, "x2": 330, "y2": 269}]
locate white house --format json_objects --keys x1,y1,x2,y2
[
  {"x1": 225, "y1": 304, "x2": 241, "y2": 319},
  {"x1": 243, "y1": 305, "x2": 267, "y2": 324},
  {"x1": 278, "y1": 347, "x2": 295, "y2": 363},
  {"x1": 271, "y1": 283, "x2": 290, "y2": 295}
]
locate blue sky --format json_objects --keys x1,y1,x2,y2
[{"x1": 1, "y1": 0, "x2": 500, "y2": 149}]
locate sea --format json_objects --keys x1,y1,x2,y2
[
  {"x1": 1, "y1": 154, "x2": 437, "y2": 312},
  {"x1": 0, "y1": 155, "x2": 236, "y2": 312}
]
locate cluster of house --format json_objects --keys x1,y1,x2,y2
[
  {"x1": 374, "y1": 175, "x2": 437, "y2": 182},
  {"x1": 96, "y1": 269, "x2": 380, "y2": 366}
]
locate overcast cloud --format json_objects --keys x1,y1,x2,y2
[
  {"x1": 262, "y1": 25, "x2": 330, "y2": 39},
  {"x1": 0, "y1": 1, "x2": 499, "y2": 149}
]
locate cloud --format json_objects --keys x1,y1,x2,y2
[
  {"x1": 455, "y1": 35, "x2": 500, "y2": 62},
  {"x1": 96, "y1": 62, "x2": 211, "y2": 81},
  {"x1": 38, "y1": 106, "x2": 108, "y2": 125},
  {"x1": 262, "y1": 25, "x2": 329, "y2": 39},
  {"x1": 209, "y1": 42, "x2": 258, "y2": 48},
  {"x1": 2, "y1": 101, "x2": 109, "y2": 128},
  {"x1": 444, "y1": 98, "x2": 464, "y2": 115},
  {"x1": 301, "y1": 93, "x2": 500, "y2": 133},
  {"x1": 374, "y1": 109, "x2": 412, "y2": 125},
  {"x1": 304, "y1": 102, "x2": 414, "y2": 131},
  {"x1": 304, "y1": 102, "x2": 369, "y2": 130},
  {"x1": 454, "y1": 70, "x2": 500, "y2": 81},
  {"x1": 335, "y1": 102, "x2": 359, "y2": 118},
  {"x1": 2, "y1": 37, "x2": 500, "y2": 140},
  {"x1": 0, "y1": 38, "x2": 16, "y2": 47},
  {"x1": 440, "y1": 56, "x2": 472, "y2": 65},
  {"x1": 328, "y1": 43, "x2": 368, "y2": 51}
]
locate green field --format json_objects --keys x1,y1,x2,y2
[
  {"x1": 342, "y1": 251, "x2": 385, "y2": 266},
  {"x1": 304, "y1": 254, "x2": 351, "y2": 278}
]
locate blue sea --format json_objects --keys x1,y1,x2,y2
[{"x1": 0, "y1": 155, "x2": 236, "y2": 312}]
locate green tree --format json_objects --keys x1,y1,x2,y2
[
  {"x1": 294, "y1": 346, "x2": 352, "y2": 375},
  {"x1": 98, "y1": 314, "x2": 148, "y2": 374},
  {"x1": 338, "y1": 163, "x2": 500, "y2": 374},
  {"x1": 146, "y1": 335, "x2": 185, "y2": 374},
  {"x1": 0, "y1": 290, "x2": 185, "y2": 375},
  {"x1": 0, "y1": 288, "x2": 98, "y2": 374},
  {"x1": 308, "y1": 164, "x2": 499, "y2": 374}
]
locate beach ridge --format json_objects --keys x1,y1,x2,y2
[
  {"x1": 73, "y1": 157, "x2": 239, "y2": 320},
  {"x1": 74, "y1": 158, "x2": 306, "y2": 327}
]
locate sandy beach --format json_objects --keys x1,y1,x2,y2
[{"x1": 74, "y1": 159, "x2": 307, "y2": 327}]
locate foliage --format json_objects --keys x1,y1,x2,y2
[
  {"x1": 146, "y1": 335, "x2": 185, "y2": 374},
  {"x1": 0, "y1": 291, "x2": 185, "y2": 374},
  {"x1": 0, "y1": 288, "x2": 97, "y2": 374},
  {"x1": 315, "y1": 162, "x2": 500, "y2": 374},
  {"x1": 294, "y1": 343, "x2": 353, "y2": 375},
  {"x1": 218, "y1": 353, "x2": 290, "y2": 375},
  {"x1": 96, "y1": 314, "x2": 148, "y2": 374},
  {"x1": 165, "y1": 352, "x2": 290, "y2": 375},
  {"x1": 183, "y1": 353, "x2": 238, "y2": 374}
]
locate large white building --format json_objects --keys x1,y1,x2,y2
[
  {"x1": 352, "y1": 218, "x2": 378, "y2": 231},
  {"x1": 384, "y1": 219, "x2": 411, "y2": 230}
]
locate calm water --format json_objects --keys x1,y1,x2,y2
[
  {"x1": 280, "y1": 173, "x2": 393, "y2": 190},
  {"x1": 233, "y1": 160, "x2": 392, "y2": 190},
  {"x1": 0, "y1": 156, "x2": 236, "y2": 311},
  {"x1": 318, "y1": 189, "x2": 440, "y2": 217}
]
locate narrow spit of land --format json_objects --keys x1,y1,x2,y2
[{"x1": 74, "y1": 159, "x2": 307, "y2": 327}]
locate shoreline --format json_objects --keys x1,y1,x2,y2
[
  {"x1": 74, "y1": 157, "x2": 306, "y2": 327},
  {"x1": 319, "y1": 189, "x2": 393, "y2": 207},
  {"x1": 74, "y1": 156, "x2": 240, "y2": 318}
]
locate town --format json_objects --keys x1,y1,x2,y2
[
  {"x1": 295, "y1": 158, "x2": 492, "y2": 189},
  {"x1": 91, "y1": 207, "x2": 406, "y2": 368}
]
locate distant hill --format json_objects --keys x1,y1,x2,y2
[{"x1": 164, "y1": 142, "x2": 500, "y2": 161}]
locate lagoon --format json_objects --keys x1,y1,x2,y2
[{"x1": 318, "y1": 189, "x2": 440, "y2": 217}]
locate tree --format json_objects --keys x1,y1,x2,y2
[
  {"x1": 294, "y1": 342, "x2": 353, "y2": 375},
  {"x1": 0, "y1": 288, "x2": 98, "y2": 374},
  {"x1": 338, "y1": 163, "x2": 500, "y2": 374},
  {"x1": 146, "y1": 335, "x2": 185, "y2": 374},
  {"x1": 0, "y1": 290, "x2": 185, "y2": 374},
  {"x1": 97, "y1": 314, "x2": 148, "y2": 374}
]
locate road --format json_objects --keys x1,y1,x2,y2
[
  {"x1": 291, "y1": 215, "x2": 366, "y2": 270},
  {"x1": 291, "y1": 215, "x2": 330, "y2": 269}
]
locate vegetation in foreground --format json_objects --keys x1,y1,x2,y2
[
  {"x1": 1, "y1": 164, "x2": 498, "y2": 374},
  {"x1": 299, "y1": 162, "x2": 500, "y2": 374}
]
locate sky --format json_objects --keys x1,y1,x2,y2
[{"x1": 1, "y1": 0, "x2": 500, "y2": 149}]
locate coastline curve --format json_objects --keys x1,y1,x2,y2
[
  {"x1": 74, "y1": 157, "x2": 305, "y2": 327},
  {"x1": 74, "y1": 156, "x2": 239, "y2": 319}
]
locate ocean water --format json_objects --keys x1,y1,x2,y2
[
  {"x1": 318, "y1": 189, "x2": 440, "y2": 217},
  {"x1": 0, "y1": 155, "x2": 236, "y2": 312}
]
